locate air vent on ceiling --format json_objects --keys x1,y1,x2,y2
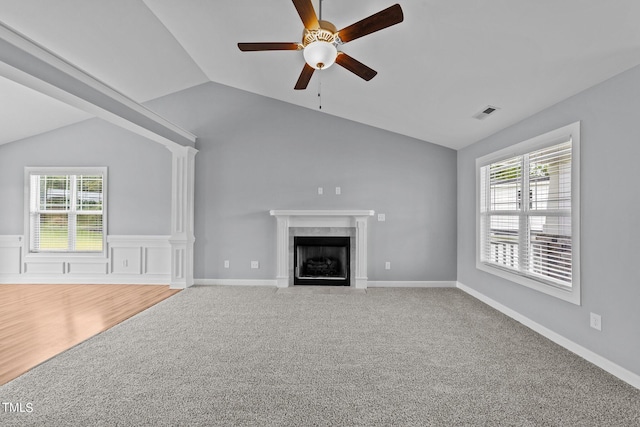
[{"x1": 473, "y1": 105, "x2": 500, "y2": 120}]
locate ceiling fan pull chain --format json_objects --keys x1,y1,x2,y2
[{"x1": 318, "y1": 78, "x2": 322, "y2": 110}]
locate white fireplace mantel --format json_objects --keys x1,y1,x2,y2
[{"x1": 269, "y1": 210, "x2": 374, "y2": 288}]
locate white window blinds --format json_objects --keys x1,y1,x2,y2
[
  {"x1": 479, "y1": 140, "x2": 574, "y2": 288},
  {"x1": 29, "y1": 172, "x2": 105, "y2": 253}
]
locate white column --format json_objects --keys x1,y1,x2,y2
[
  {"x1": 275, "y1": 216, "x2": 290, "y2": 288},
  {"x1": 355, "y1": 216, "x2": 369, "y2": 289},
  {"x1": 168, "y1": 145, "x2": 197, "y2": 289}
]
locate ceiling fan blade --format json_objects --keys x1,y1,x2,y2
[
  {"x1": 238, "y1": 42, "x2": 301, "y2": 52},
  {"x1": 294, "y1": 64, "x2": 315, "y2": 90},
  {"x1": 337, "y1": 4, "x2": 404, "y2": 43},
  {"x1": 292, "y1": 0, "x2": 320, "y2": 30},
  {"x1": 335, "y1": 52, "x2": 377, "y2": 81}
]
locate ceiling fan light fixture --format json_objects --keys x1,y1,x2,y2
[{"x1": 303, "y1": 41, "x2": 337, "y2": 69}]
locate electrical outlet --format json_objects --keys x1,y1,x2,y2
[
  {"x1": 251, "y1": 261, "x2": 259, "y2": 269},
  {"x1": 590, "y1": 312, "x2": 602, "y2": 331},
  {"x1": 335, "y1": 186, "x2": 341, "y2": 195},
  {"x1": 378, "y1": 213, "x2": 386, "y2": 222},
  {"x1": 385, "y1": 261, "x2": 391, "y2": 270},
  {"x1": 224, "y1": 260, "x2": 230, "y2": 269},
  {"x1": 317, "y1": 187, "x2": 323, "y2": 195}
]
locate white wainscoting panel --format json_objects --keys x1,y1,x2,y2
[
  {"x1": 24, "y1": 262, "x2": 65, "y2": 274},
  {"x1": 0, "y1": 235, "x2": 170, "y2": 284},
  {"x1": 111, "y1": 247, "x2": 142, "y2": 274},
  {"x1": 145, "y1": 247, "x2": 171, "y2": 275},
  {"x1": 68, "y1": 262, "x2": 108, "y2": 275},
  {"x1": 107, "y1": 236, "x2": 171, "y2": 282},
  {"x1": 0, "y1": 236, "x2": 22, "y2": 274}
]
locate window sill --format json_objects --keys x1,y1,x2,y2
[{"x1": 476, "y1": 260, "x2": 580, "y2": 305}]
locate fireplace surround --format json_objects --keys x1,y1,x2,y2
[{"x1": 269, "y1": 210, "x2": 374, "y2": 288}]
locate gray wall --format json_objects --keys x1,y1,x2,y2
[
  {"x1": 145, "y1": 82, "x2": 458, "y2": 282},
  {"x1": 457, "y1": 65, "x2": 640, "y2": 376},
  {"x1": 0, "y1": 82, "x2": 457, "y2": 283},
  {"x1": 0, "y1": 119, "x2": 171, "y2": 235}
]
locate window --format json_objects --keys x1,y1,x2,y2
[
  {"x1": 26, "y1": 167, "x2": 107, "y2": 254},
  {"x1": 476, "y1": 122, "x2": 580, "y2": 304}
]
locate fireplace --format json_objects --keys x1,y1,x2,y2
[
  {"x1": 270, "y1": 210, "x2": 374, "y2": 288},
  {"x1": 294, "y1": 236, "x2": 350, "y2": 286}
]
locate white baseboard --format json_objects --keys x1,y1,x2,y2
[
  {"x1": 456, "y1": 281, "x2": 640, "y2": 390},
  {"x1": 367, "y1": 281, "x2": 457, "y2": 288},
  {"x1": 194, "y1": 279, "x2": 457, "y2": 289},
  {"x1": 0, "y1": 275, "x2": 169, "y2": 285},
  {"x1": 195, "y1": 279, "x2": 278, "y2": 287}
]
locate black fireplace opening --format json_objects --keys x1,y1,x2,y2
[{"x1": 294, "y1": 236, "x2": 350, "y2": 286}]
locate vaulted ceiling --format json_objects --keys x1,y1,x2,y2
[{"x1": 1, "y1": 0, "x2": 640, "y2": 149}]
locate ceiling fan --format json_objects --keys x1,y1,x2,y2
[{"x1": 237, "y1": 0, "x2": 404, "y2": 90}]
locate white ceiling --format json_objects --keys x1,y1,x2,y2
[
  {"x1": 1, "y1": 0, "x2": 640, "y2": 149},
  {"x1": 0, "y1": 75, "x2": 90, "y2": 145}
]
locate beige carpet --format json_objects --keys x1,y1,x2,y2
[{"x1": 1, "y1": 286, "x2": 638, "y2": 426}]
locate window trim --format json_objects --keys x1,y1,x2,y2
[
  {"x1": 475, "y1": 122, "x2": 581, "y2": 305},
  {"x1": 24, "y1": 167, "x2": 108, "y2": 259}
]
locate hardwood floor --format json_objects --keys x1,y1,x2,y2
[{"x1": 0, "y1": 284, "x2": 180, "y2": 386}]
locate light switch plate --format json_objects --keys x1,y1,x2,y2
[{"x1": 251, "y1": 261, "x2": 259, "y2": 269}]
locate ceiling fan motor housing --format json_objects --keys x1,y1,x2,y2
[{"x1": 302, "y1": 21, "x2": 337, "y2": 45}]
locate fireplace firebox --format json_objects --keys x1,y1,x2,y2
[{"x1": 294, "y1": 236, "x2": 350, "y2": 286}]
